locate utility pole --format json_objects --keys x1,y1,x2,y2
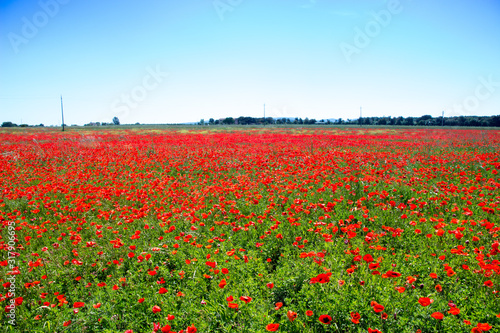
[
  {"x1": 264, "y1": 103, "x2": 266, "y2": 126},
  {"x1": 61, "y1": 95, "x2": 65, "y2": 132}
]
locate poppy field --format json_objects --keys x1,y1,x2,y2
[{"x1": 1, "y1": 127, "x2": 499, "y2": 333}]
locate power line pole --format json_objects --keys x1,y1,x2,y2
[
  {"x1": 263, "y1": 103, "x2": 266, "y2": 126},
  {"x1": 61, "y1": 95, "x2": 65, "y2": 132}
]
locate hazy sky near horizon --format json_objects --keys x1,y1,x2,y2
[{"x1": 1, "y1": 0, "x2": 499, "y2": 125}]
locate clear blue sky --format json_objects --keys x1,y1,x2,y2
[{"x1": 1, "y1": 0, "x2": 499, "y2": 125}]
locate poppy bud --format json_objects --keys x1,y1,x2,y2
[{"x1": 419, "y1": 284, "x2": 424, "y2": 289}]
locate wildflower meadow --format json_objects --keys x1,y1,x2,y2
[{"x1": 0, "y1": 127, "x2": 499, "y2": 333}]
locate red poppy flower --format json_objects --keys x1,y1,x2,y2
[
  {"x1": 350, "y1": 312, "x2": 360, "y2": 324},
  {"x1": 319, "y1": 314, "x2": 332, "y2": 324},
  {"x1": 152, "y1": 305, "x2": 161, "y2": 313},
  {"x1": 396, "y1": 286, "x2": 405, "y2": 293},
  {"x1": 363, "y1": 254, "x2": 374, "y2": 263},
  {"x1": 219, "y1": 279, "x2": 227, "y2": 289},
  {"x1": 372, "y1": 303, "x2": 385, "y2": 313},
  {"x1": 311, "y1": 273, "x2": 331, "y2": 284},
  {"x1": 287, "y1": 310, "x2": 297, "y2": 322},
  {"x1": 73, "y1": 302, "x2": 85, "y2": 308},
  {"x1": 240, "y1": 296, "x2": 252, "y2": 304},
  {"x1": 431, "y1": 312, "x2": 444, "y2": 320},
  {"x1": 385, "y1": 270, "x2": 401, "y2": 278},
  {"x1": 476, "y1": 323, "x2": 492, "y2": 331},
  {"x1": 186, "y1": 324, "x2": 197, "y2": 333},
  {"x1": 228, "y1": 302, "x2": 238, "y2": 309},
  {"x1": 418, "y1": 297, "x2": 433, "y2": 307},
  {"x1": 448, "y1": 307, "x2": 460, "y2": 315},
  {"x1": 306, "y1": 310, "x2": 314, "y2": 316},
  {"x1": 266, "y1": 323, "x2": 280, "y2": 331},
  {"x1": 368, "y1": 329, "x2": 383, "y2": 333}
]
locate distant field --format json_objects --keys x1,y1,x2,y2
[
  {"x1": 1, "y1": 127, "x2": 499, "y2": 332},
  {"x1": 2, "y1": 123, "x2": 500, "y2": 133}
]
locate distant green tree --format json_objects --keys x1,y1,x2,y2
[
  {"x1": 490, "y1": 115, "x2": 500, "y2": 127},
  {"x1": 113, "y1": 117, "x2": 120, "y2": 125},
  {"x1": 1, "y1": 122, "x2": 17, "y2": 127},
  {"x1": 402, "y1": 117, "x2": 414, "y2": 126}
]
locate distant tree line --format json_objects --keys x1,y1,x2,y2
[
  {"x1": 351, "y1": 115, "x2": 500, "y2": 127},
  {"x1": 3, "y1": 115, "x2": 500, "y2": 128},
  {"x1": 0, "y1": 117, "x2": 121, "y2": 128},
  {"x1": 202, "y1": 115, "x2": 500, "y2": 127},
  {"x1": 205, "y1": 117, "x2": 318, "y2": 125},
  {"x1": 1, "y1": 122, "x2": 44, "y2": 127}
]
